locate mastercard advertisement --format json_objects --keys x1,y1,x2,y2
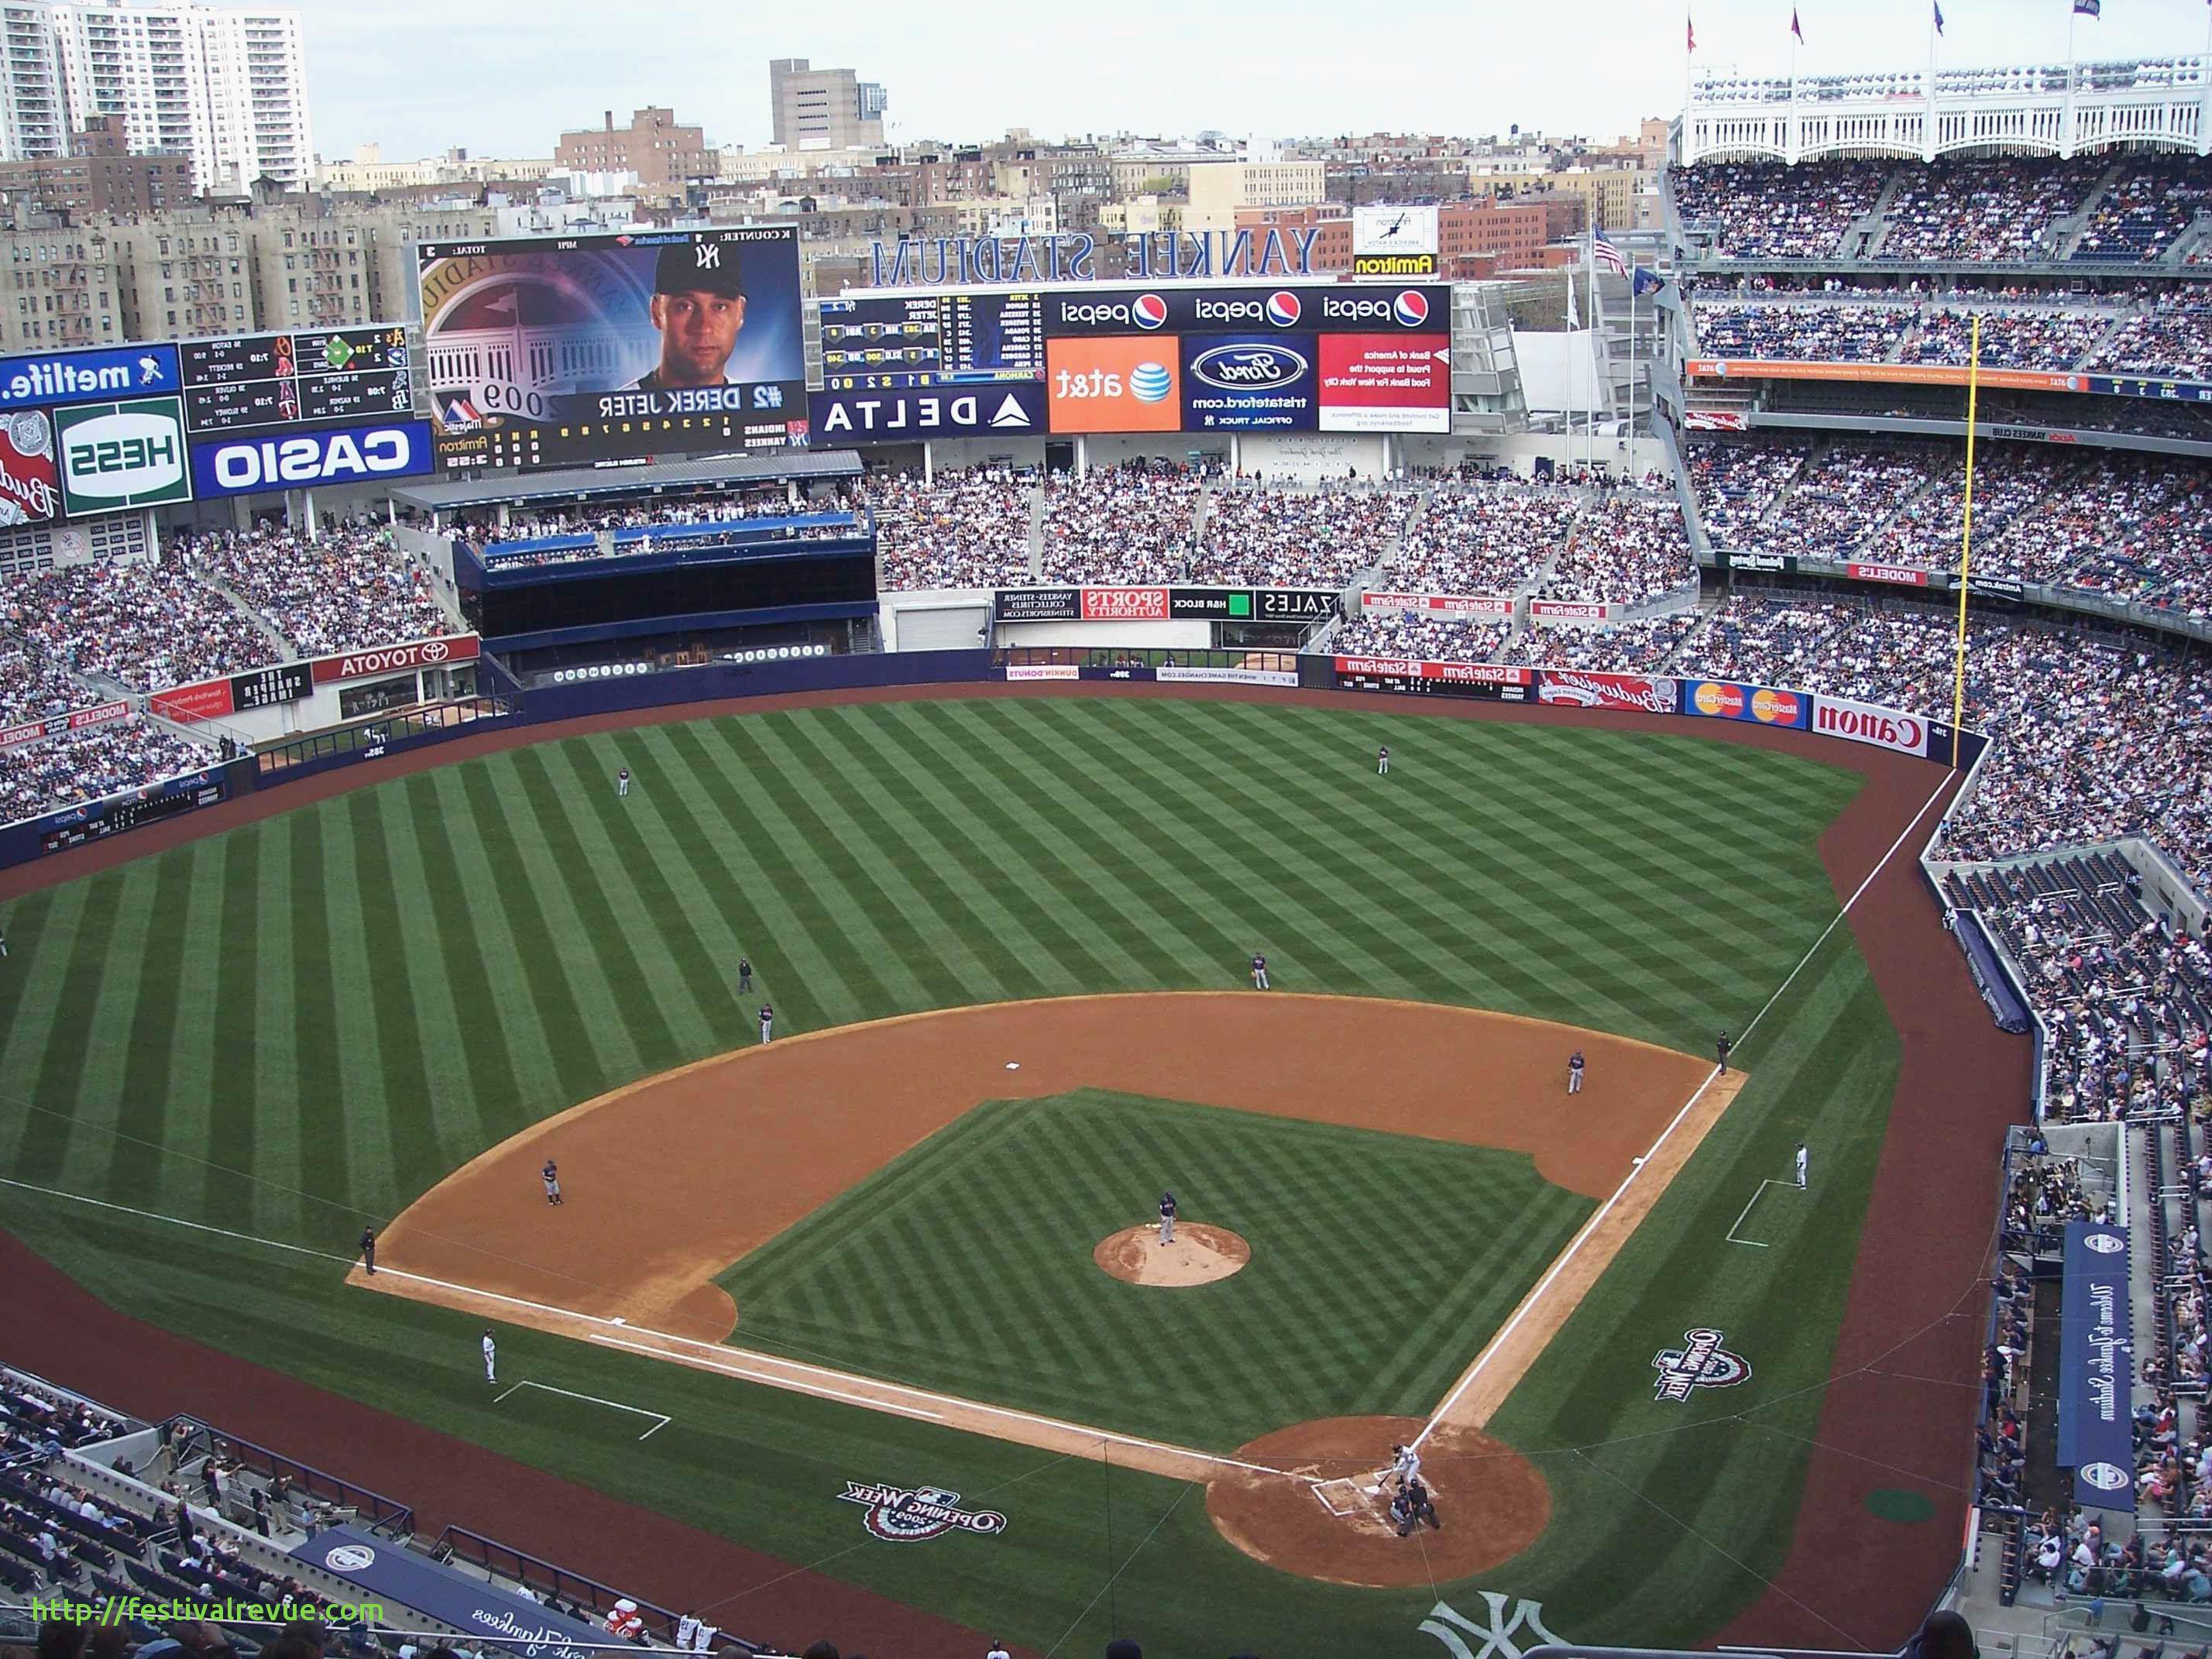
[
  {"x1": 1681, "y1": 679, "x2": 1810, "y2": 728},
  {"x1": 1046, "y1": 336, "x2": 1183, "y2": 433}
]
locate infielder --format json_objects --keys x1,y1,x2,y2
[
  {"x1": 541, "y1": 1159, "x2": 562, "y2": 1206},
  {"x1": 1377, "y1": 744, "x2": 1389, "y2": 775},
  {"x1": 1567, "y1": 1049, "x2": 1585, "y2": 1094},
  {"x1": 758, "y1": 1001, "x2": 774, "y2": 1044},
  {"x1": 617, "y1": 767, "x2": 631, "y2": 798},
  {"x1": 481, "y1": 1328, "x2": 496, "y2": 1386},
  {"x1": 1158, "y1": 1190, "x2": 1177, "y2": 1246},
  {"x1": 1795, "y1": 1142, "x2": 1808, "y2": 1190},
  {"x1": 1251, "y1": 953, "x2": 1269, "y2": 990}
]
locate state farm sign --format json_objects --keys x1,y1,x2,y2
[
  {"x1": 311, "y1": 634, "x2": 481, "y2": 685},
  {"x1": 1528, "y1": 599, "x2": 1615, "y2": 623},
  {"x1": 1362, "y1": 590, "x2": 1516, "y2": 619},
  {"x1": 1080, "y1": 587, "x2": 1170, "y2": 622},
  {"x1": 1813, "y1": 695, "x2": 1928, "y2": 756}
]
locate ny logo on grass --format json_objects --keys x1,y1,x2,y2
[{"x1": 1419, "y1": 1592, "x2": 1565, "y2": 1659}]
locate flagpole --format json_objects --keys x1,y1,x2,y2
[{"x1": 1949, "y1": 314, "x2": 1982, "y2": 771}]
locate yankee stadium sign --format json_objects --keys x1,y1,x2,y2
[{"x1": 868, "y1": 227, "x2": 1321, "y2": 287}]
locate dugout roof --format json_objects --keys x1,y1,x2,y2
[{"x1": 390, "y1": 448, "x2": 863, "y2": 514}]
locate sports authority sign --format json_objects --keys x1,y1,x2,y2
[
  {"x1": 1081, "y1": 586, "x2": 1170, "y2": 622},
  {"x1": 1650, "y1": 1328, "x2": 1752, "y2": 1402},
  {"x1": 836, "y1": 1481, "x2": 1007, "y2": 1543},
  {"x1": 1812, "y1": 695, "x2": 1928, "y2": 756},
  {"x1": 1537, "y1": 672, "x2": 1678, "y2": 714},
  {"x1": 311, "y1": 633, "x2": 481, "y2": 685}
]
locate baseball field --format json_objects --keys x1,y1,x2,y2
[{"x1": 0, "y1": 686, "x2": 2026, "y2": 1659}]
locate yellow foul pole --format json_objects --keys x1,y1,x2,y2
[{"x1": 1949, "y1": 314, "x2": 1982, "y2": 770}]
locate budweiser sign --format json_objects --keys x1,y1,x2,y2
[
  {"x1": 1538, "y1": 672, "x2": 1678, "y2": 713},
  {"x1": 1812, "y1": 695, "x2": 1928, "y2": 756},
  {"x1": 0, "y1": 409, "x2": 59, "y2": 526},
  {"x1": 1528, "y1": 599, "x2": 1613, "y2": 623},
  {"x1": 311, "y1": 634, "x2": 480, "y2": 686},
  {"x1": 1845, "y1": 562, "x2": 1930, "y2": 588},
  {"x1": 1080, "y1": 587, "x2": 1170, "y2": 622}
]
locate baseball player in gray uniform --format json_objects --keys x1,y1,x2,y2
[
  {"x1": 1158, "y1": 1190, "x2": 1177, "y2": 1246},
  {"x1": 482, "y1": 1329, "x2": 497, "y2": 1385}
]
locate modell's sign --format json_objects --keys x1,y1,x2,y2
[
  {"x1": 1538, "y1": 672, "x2": 1678, "y2": 713},
  {"x1": 1080, "y1": 586, "x2": 1170, "y2": 622},
  {"x1": 1845, "y1": 561, "x2": 1931, "y2": 588},
  {"x1": 1812, "y1": 695, "x2": 1928, "y2": 756},
  {"x1": 311, "y1": 633, "x2": 480, "y2": 685},
  {"x1": 0, "y1": 409, "x2": 60, "y2": 525},
  {"x1": 0, "y1": 699, "x2": 126, "y2": 750}
]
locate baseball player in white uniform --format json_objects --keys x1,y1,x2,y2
[
  {"x1": 1391, "y1": 1442, "x2": 1423, "y2": 1488},
  {"x1": 617, "y1": 767, "x2": 630, "y2": 798},
  {"x1": 1377, "y1": 744, "x2": 1389, "y2": 775},
  {"x1": 482, "y1": 1328, "x2": 496, "y2": 1385},
  {"x1": 675, "y1": 1616, "x2": 699, "y2": 1651},
  {"x1": 1795, "y1": 1142, "x2": 1809, "y2": 1190},
  {"x1": 758, "y1": 1002, "x2": 773, "y2": 1044},
  {"x1": 689, "y1": 1623, "x2": 716, "y2": 1654}
]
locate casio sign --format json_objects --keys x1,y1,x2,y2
[
  {"x1": 64, "y1": 410, "x2": 182, "y2": 498},
  {"x1": 213, "y1": 427, "x2": 421, "y2": 489},
  {"x1": 1189, "y1": 343, "x2": 1307, "y2": 391}
]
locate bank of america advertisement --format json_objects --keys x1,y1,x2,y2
[{"x1": 416, "y1": 228, "x2": 808, "y2": 473}]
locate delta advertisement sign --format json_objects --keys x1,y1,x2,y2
[{"x1": 1041, "y1": 284, "x2": 1450, "y2": 435}]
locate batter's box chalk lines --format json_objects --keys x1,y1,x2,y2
[
  {"x1": 496, "y1": 1378, "x2": 672, "y2": 1441},
  {"x1": 1725, "y1": 1178, "x2": 1802, "y2": 1249}
]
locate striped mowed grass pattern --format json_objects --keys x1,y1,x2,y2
[
  {"x1": 0, "y1": 697, "x2": 1856, "y2": 1260},
  {"x1": 718, "y1": 1088, "x2": 1595, "y2": 1451}
]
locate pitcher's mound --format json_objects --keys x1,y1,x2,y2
[
  {"x1": 1093, "y1": 1224, "x2": 1251, "y2": 1286},
  {"x1": 1207, "y1": 1415, "x2": 1551, "y2": 1588}
]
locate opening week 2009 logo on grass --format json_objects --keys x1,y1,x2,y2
[
  {"x1": 837, "y1": 1481, "x2": 1008, "y2": 1542},
  {"x1": 1649, "y1": 1328, "x2": 1752, "y2": 1402}
]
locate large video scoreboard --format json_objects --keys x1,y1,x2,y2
[
  {"x1": 819, "y1": 292, "x2": 1046, "y2": 390},
  {"x1": 180, "y1": 328, "x2": 412, "y2": 436}
]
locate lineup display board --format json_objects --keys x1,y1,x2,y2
[
  {"x1": 819, "y1": 291, "x2": 1046, "y2": 390},
  {"x1": 180, "y1": 328, "x2": 413, "y2": 437},
  {"x1": 417, "y1": 227, "x2": 809, "y2": 473},
  {"x1": 1038, "y1": 283, "x2": 1451, "y2": 434}
]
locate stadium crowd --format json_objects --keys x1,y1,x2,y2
[
  {"x1": 1904, "y1": 306, "x2": 2114, "y2": 371},
  {"x1": 1387, "y1": 485, "x2": 1578, "y2": 594},
  {"x1": 0, "y1": 551, "x2": 276, "y2": 692},
  {"x1": 867, "y1": 469, "x2": 1035, "y2": 590},
  {"x1": 1875, "y1": 157, "x2": 2094, "y2": 264},
  {"x1": 459, "y1": 491, "x2": 803, "y2": 549},
  {"x1": 2073, "y1": 156, "x2": 2212, "y2": 264},
  {"x1": 1538, "y1": 495, "x2": 1695, "y2": 607},
  {"x1": 1185, "y1": 482, "x2": 1412, "y2": 588},
  {"x1": 0, "y1": 719, "x2": 215, "y2": 825},
  {"x1": 1039, "y1": 464, "x2": 1204, "y2": 584},
  {"x1": 1671, "y1": 158, "x2": 1889, "y2": 259},
  {"x1": 179, "y1": 525, "x2": 452, "y2": 659},
  {"x1": 1692, "y1": 301, "x2": 1915, "y2": 362},
  {"x1": 2090, "y1": 294, "x2": 2212, "y2": 381}
]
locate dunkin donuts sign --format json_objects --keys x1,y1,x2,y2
[{"x1": 1812, "y1": 695, "x2": 1929, "y2": 756}]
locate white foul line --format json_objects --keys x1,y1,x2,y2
[
  {"x1": 585, "y1": 1334, "x2": 943, "y2": 1424},
  {"x1": 1411, "y1": 768, "x2": 1953, "y2": 1449},
  {"x1": 494, "y1": 1379, "x2": 672, "y2": 1441},
  {"x1": 1725, "y1": 1179, "x2": 1794, "y2": 1249},
  {"x1": 0, "y1": 1177, "x2": 353, "y2": 1262}
]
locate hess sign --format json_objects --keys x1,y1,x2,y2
[{"x1": 55, "y1": 395, "x2": 192, "y2": 514}]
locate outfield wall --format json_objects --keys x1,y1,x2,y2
[{"x1": 0, "y1": 646, "x2": 1982, "y2": 874}]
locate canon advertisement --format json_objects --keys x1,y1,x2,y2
[{"x1": 1039, "y1": 283, "x2": 1451, "y2": 436}]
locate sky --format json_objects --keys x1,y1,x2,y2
[{"x1": 297, "y1": 0, "x2": 2212, "y2": 162}]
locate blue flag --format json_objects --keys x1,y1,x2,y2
[
  {"x1": 1633, "y1": 266, "x2": 1667, "y2": 298},
  {"x1": 1933, "y1": 0, "x2": 1945, "y2": 32},
  {"x1": 2073, "y1": 0, "x2": 2100, "y2": 15}
]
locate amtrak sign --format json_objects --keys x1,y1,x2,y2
[{"x1": 808, "y1": 384, "x2": 1046, "y2": 443}]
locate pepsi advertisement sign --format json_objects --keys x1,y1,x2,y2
[
  {"x1": 1042, "y1": 284, "x2": 1448, "y2": 339},
  {"x1": 1181, "y1": 335, "x2": 1317, "y2": 430}
]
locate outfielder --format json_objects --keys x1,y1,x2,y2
[
  {"x1": 1795, "y1": 1142, "x2": 1808, "y2": 1190},
  {"x1": 1158, "y1": 1190, "x2": 1177, "y2": 1246},
  {"x1": 1567, "y1": 1049, "x2": 1585, "y2": 1094},
  {"x1": 758, "y1": 1001, "x2": 774, "y2": 1044},
  {"x1": 1377, "y1": 744, "x2": 1389, "y2": 775},
  {"x1": 541, "y1": 1159, "x2": 562, "y2": 1206},
  {"x1": 1251, "y1": 953, "x2": 1269, "y2": 990},
  {"x1": 617, "y1": 767, "x2": 631, "y2": 798},
  {"x1": 482, "y1": 1328, "x2": 497, "y2": 1386}
]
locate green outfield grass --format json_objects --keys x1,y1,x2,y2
[
  {"x1": 719, "y1": 1087, "x2": 1594, "y2": 1450},
  {"x1": 0, "y1": 696, "x2": 1907, "y2": 1657}
]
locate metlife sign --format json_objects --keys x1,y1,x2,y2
[
  {"x1": 189, "y1": 419, "x2": 435, "y2": 500},
  {"x1": 0, "y1": 343, "x2": 180, "y2": 411},
  {"x1": 807, "y1": 383, "x2": 1046, "y2": 443},
  {"x1": 55, "y1": 396, "x2": 191, "y2": 515},
  {"x1": 1042, "y1": 284, "x2": 1449, "y2": 338}
]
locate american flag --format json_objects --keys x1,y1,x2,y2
[{"x1": 1592, "y1": 229, "x2": 1630, "y2": 278}]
